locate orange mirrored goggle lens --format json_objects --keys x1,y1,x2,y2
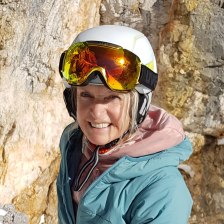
[{"x1": 61, "y1": 41, "x2": 141, "y2": 91}]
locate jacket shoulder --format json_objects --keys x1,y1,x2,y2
[
  {"x1": 127, "y1": 167, "x2": 192, "y2": 223},
  {"x1": 59, "y1": 122, "x2": 82, "y2": 155}
]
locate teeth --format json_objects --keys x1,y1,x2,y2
[{"x1": 91, "y1": 123, "x2": 110, "y2": 128}]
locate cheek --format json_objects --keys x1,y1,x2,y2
[
  {"x1": 76, "y1": 99, "x2": 87, "y2": 123},
  {"x1": 109, "y1": 102, "x2": 130, "y2": 130}
]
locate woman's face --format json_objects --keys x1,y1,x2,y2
[{"x1": 76, "y1": 85, "x2": 130, "y2": 146}]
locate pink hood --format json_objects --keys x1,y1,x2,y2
[{"x1": 99, "y1": 104, "x2": 185, "y2": 158}]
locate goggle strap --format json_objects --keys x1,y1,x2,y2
[{"x1": 139, "y1": 65, "x2": 158, "y2": 91}]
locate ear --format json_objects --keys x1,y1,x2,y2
[{"x1": 63, "y1": 88, "x2": 76, "y2": 120}]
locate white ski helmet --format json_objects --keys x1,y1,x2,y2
[
  {"x1": 73, "y1": 25, "x2": 157, "y2": 93},
  {"x1": 60, "y1": 25, "x2": 158, "y2": 124}
]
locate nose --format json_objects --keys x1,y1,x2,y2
[{"x1": 89, "y1": 100, "x2": 107, "y2": 119}]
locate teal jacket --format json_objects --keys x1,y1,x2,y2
[{"x1": 57, "y1": 123, "x2": 193, "y2": 224}]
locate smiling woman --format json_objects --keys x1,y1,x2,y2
[
  {"x1": 57, "y1": 25, "x2": 193, "y2": 224},
  {"x1": 76, "y1": 85, "x2": 130, "y2": 146}
]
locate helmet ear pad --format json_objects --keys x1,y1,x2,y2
[
  {"x1": 63, "y1": 88, "x2": 76, "y2": 120},
  {"x1": 137, "y1": 93, "x2": 152, "y2": 124},
  {"x1": 59, "y1": 52, "x2": 66, "y2": 78}
]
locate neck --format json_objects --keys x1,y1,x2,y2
[{"x1": 85, "y1": 130, "x2": 130, "y2": 154}]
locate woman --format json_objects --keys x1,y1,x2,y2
[{"x1": 57, "y1": 25, "x2": 193, "y2": 224}]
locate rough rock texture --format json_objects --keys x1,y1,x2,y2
[
  {"x1": 0, "y1": 0, "x2": 223, "y2": 223},
  {"x1": 153, "y1": 1, "x2": 224, "y2": 223},
  {"x1": 0, "y1": 0, "x2": 101, "y2": 223},
  {"x1": 0, "y1": 204, "x2": 28, "y2": 224}
]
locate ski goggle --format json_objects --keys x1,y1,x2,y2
[{"x1": 59, "y1": 41, "x2": 157, "y2": 91}]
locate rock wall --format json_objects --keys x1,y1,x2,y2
[
  {"x1": 0, "y1": 0, "x2": 101, "y2": 223},
  {"x1": 0, "y1": 0, "x2": 223, "y2": 223}
]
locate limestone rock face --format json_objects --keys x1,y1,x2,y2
[
  {"x1": 153, "y1": 1, "x2": 224, "y2": 222},
  {"x1": 0, "y1": 0, "x2": 223, "y2": 223},
  {"x1": 0, "y1": 0, "x2": 101, "y2": 223}
]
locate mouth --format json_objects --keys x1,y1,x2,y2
[{"x1": 89, "y1": 122, "x2": 111, "y2": 129}]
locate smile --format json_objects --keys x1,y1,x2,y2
[{"x1": 90, "y1": 123, "x2": 110, "y2": 129}]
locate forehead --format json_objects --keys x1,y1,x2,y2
[{"x1": 77, "y1": 84, "x2": 123, "y2": 96}]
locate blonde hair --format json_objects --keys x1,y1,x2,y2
[{"x1": 123, "y1": 89, "x2": 139, "y2": 135}]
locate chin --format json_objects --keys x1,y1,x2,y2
[
  {"x1": 90, "y1": 139, "x2": 110, "y2": 146},
  {"x1": 88, "y1": 136, "x2": 115, "y2": 146}
]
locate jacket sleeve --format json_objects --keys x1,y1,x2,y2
[
  {"x1": 57, "y1": 180, "x2": 73, "y2": 224},
  {"x1": 127, "y1": 167, "x2": 193, "y2": 224},
  {"x1": 56, "y1": 138, "x2": 72, "y2": 223},
  {"x1": 57, "y1": 163, "x2": 76, "y2": 224},
  {"x1": 56, "y1": 123, "x2": 81, "y2": 224}
]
